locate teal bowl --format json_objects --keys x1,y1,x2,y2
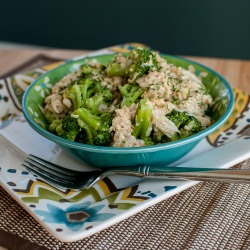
[{"x1": 22, "y1": 54, "x2": 234, "y2": 168}]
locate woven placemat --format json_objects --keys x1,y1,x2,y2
[{"x1": 1, "y1": 160, "x2": 250, "y2": 250}]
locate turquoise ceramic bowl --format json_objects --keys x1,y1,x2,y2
[{"x1": 22, "y1": 54, "x2": 234, "y2": 168}]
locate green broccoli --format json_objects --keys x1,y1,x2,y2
[
  {"x1": 166, "y1": 110, "x2": 202, "y2": 140},
  {"x1": 48, "y1": 119, "x2": 63, "y2": 133},
  {"x1": 133, "y1": 99, "x2": 153, "y2": 145},
  {"x1": 48, "y1": 115, "x2": 81, "y2": 141},
  {"x1": 166, "y1": 110, "x2": 190, "y2": 129},
  {"x1": 60, "y1": 115, "x2": 81, "y2": 141},
  {"x1": 128, "y1": 47, "x2": 159, "y2": 79},
  {"x1": 152, "y1": 130, "x2": 169, "y2": 144},
  {"x1": 78, "y1": 78, "x2": 96, "y2": 100},
  {"x1": 64, "y1": 84, "x2": 82, "y2": 110},
  {"x1": 179, "y1": 117, "x2": 202, "y2": 139},
  {"x1": 44, "y1": 110, "x2": 56, "y2": 124},
  {"x1": 106, "y1": 48, "x2": 159, "y2": 80},
  {"x1": 75, "y1": 129, "x2": 89, "y2": 145},
  {"x1": 80, "y1": 63, "x2": 106, "y2": 76},
  {"x1": 80, "y1": 64, "x2": 95, "y2": 75},
  {"x1": 85, "y1": 84, "x2": 113, "y2": 112},
  {"x1": 64, "y1": 78, "x2": 112, "y2": 112},
  {"x1": 73, "y1": 108, "x2": 112, "y2": 146},
  {"x1": 118, "y1": 83, "x2": 144, "y2": 107},
  {"x1": 106, "y1": 62, "x2": 128, "y2": 77}
]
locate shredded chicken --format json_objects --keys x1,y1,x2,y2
[
  {"x1": 111, "y1": 104, "x2": 145, "y2": 147},
  {"x1": 151, "y1": 106, "x2": 179, "y2": 138},
  {"x1": 52, "y1": 69, "x2": 82, "y2": 94},
  {"x1": 44, "y1": 94, "x2": 66, "y2": 114}
]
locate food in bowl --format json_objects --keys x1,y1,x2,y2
[
  {"x1": 43, "y1": 47, "x2": 214, "y2": 148},
  {"x1": 22, "y1": 47, "x2": 234, "y2": 167}
]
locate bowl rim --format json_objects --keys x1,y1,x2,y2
[{"x1": 22, "y1": 53, "x2": 234, "y2": 154}]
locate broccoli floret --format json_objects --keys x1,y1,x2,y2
[
  {"x1": 60, "y1": 115, "x2": 80, "y2": 141},
  {"x1": 143, "y1": 137, "x2": 155, "y2": 146},
  {"x1": 48, "y1": 115, "x2": 81, "y2": 141},
  {"x1": 179, "y1": 117, "x2": 202, "y2": 139},
  {"x1": 133, "y1": 99, "x2": 153, "y2": 142},
  {"x1": 48, "y1": 119, "x2": 63, "y2": 133},
  {"x1": 106, "y1": 48, "x2": 159, "y2": 80},
  {"x1": 152, "y1": 130, "x2": 169, "y2": 144},
  {"x1": 62, "y1": 115, "x2": 79, "y2": 132},
  {"x1": 64, "y1": 77, "x2": 112, "y2": 112},
  {"x1": 44, "y1": 110, "x2": 56, "y2": 124},
  {"x1": 166, "y1": 110, "x2": 202, "y2": 140},
  {"x1": 168, "y1": 132, "x2": 180, "y2": 142},
  {"x1": 118, "y1": 83, "x2": 144, "y2": 107},
  {"x1": 107, "y1": 62, "x2": 128, "y2": 77},
  {"x1": 129, "y1": 47, "x2": 159, "y2": 79},
  {"x1": 77, "y1": 78, "x2": 96, "y2": 100},
  {"x1": 85, "y1": 85, "x2": 113, "y2": 112},
  {"x1": 74, "y1": 108, "x2": 101, "y2": 130},
  {"x1": 80, "y1": 64, "x2": 95, "y2": 75},
  {"x1": 93, "y1": 130, "x2": 112, "y2": 146},
  {"x1": 80, "y1": 63, "x2": 106, "y2": 76},
  {"x1": 85, "y1": 93, "x2": 105, "y2": 111},
  {"x1": 166, "y1": 110, "x2": 189, "y2": 129},
  {"x1": 49, "y1": 119, "x2": 65, "y2": 137},
  {"x1": 79, "y1": 79, "x2": 112, "y2": 111},
  {"x1": 64, "y1": 84, "x2": 82, "y2": 110},
  {"x1": 75, "y1": 129, "x2": 89, "y2": 144},
  {"x1": 73, "y1": 108, "x2": 112, "y2": 146}
]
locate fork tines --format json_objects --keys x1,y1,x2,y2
[{"x1": 22, "y1": 154, "x2": 77, "y2": 186}]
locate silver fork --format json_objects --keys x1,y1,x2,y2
[{"x1": 22, "y1": 154, "x2": 250, "y2": 190}]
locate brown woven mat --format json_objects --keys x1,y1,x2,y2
[{"x1": 1, "y1": 159, "x2": 250, "y2": 250}]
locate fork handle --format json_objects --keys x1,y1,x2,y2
[{"x1": 110, "y1": 166, "x2": 250, "y2": 184}]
